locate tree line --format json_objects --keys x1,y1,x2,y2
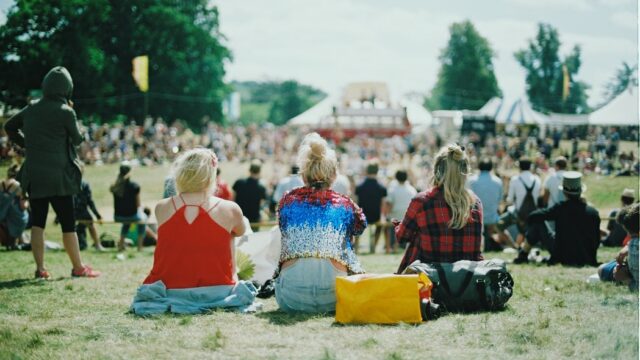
[
  {"x1": 426, "y1": 20, "x2": 636, "y2": 114},
  {"x1": 0, "y1": 0, "x2": 230, "y2": 129}
]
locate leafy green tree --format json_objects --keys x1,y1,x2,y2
[
  {"x1": 0, "y1": 0, "x2": 231, "y2": 128},
  {"x1": 602, "y1": 62, "x2": 638, "y2": 105},
  {"x1": 232, "y1": 80, "x2": 325, "y2": 125},
  {"x1": 429, "y1": 20, "x2": 501, "y2": 110},
  {"x1": 514, "y1": 23, "x2": 589, "y2": 114}
]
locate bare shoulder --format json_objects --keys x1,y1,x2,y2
[
  {"x1": 214, "y1": 198, "x2": 242, "y2": 217},
  {"x1": 155, "y1": 197, "x2": 175, "y2": 225}
]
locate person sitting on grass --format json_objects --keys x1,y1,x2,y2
[
  {"x1": 110, "y1": 162, "x2": 146, "y2": 251},
  {"x1": 74, "y1": 163, "x2": 104, "y2": 251},
  {"x1": 275, "y1": 133, "x2": 366, "y2": 313},
  {"x1": 602, "y1": 188, "x2": 635, "y2": 247},
  {"x1": 131, "y1": 148, "x2": 257, "y2": 315},
  {"x1": 513, "y1": 171, "x2": 600, "y2": 266},
  {"x1": 597, "y1": 203, "x2": 639, "y2": 291},
  {"x1": 396, "y1": 144, "x2": 483, "y2": 274},
  {"x1": 0, "y1": 164, "x2": 29, "y2": 250}
]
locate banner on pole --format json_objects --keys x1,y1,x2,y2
[{"x1": 132, "y1": 55, "x2": 149, "y2": 93}]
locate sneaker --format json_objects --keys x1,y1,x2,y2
[
  {"x1": 71, "y1": 265, "x2": 101, "y2": 278},
  {"x1": 513, "y1": 250, "x2": 529, "y2": 264},
  {"x1": 35, "y1": 269, "x2": 52, "y2": 280}
]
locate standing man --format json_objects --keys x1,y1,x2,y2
[
  {"x1": 514, "y1": 171, "x2": 600, "y2": 266},
  {"x1": 233, "y1": 160, "x2": 267, "y2": 232},
  {"x1": 355, "y1": 161, "x2": 387, "y2": 254},
  {"x1": 467, "y1": 158, "x2": 507, "y2": 251},
  {"x1": 385, "y1": 170, "x2": 416, "y2": 253}
]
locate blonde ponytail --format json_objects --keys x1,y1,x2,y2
[{"x1": 431, "y1": 144, "x2": 473, "y2": 229}]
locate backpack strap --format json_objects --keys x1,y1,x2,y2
[{"x1": 518, "y1": 177, "x2": 536, "y2": 192}]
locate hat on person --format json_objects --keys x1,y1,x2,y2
[
  {"x1": 621, "y1": 188, "x2": 635, "y2": 200},
  {"x1": 119, "y1": 161, "x2": 132, "y2": 178},
  {"x1": 558, "y1": 171, "x2": 586, "y2": 195}
]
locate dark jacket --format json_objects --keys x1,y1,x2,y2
[
  {"x1": 4, "y1": 67, "x2": 83, "y2": 199},
  {"x1": 528, "y1": 197, "x2": 600, "y2": 266}
]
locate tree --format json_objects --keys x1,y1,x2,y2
[
  {"x1": 602, "y1": 62, "x2": 638, "y2": 105},
  {"x1": 232, "y1": 80, "x2": 325, "y2": 125},
  {"x1": 0, "y1": 0, "x2": 231, "y2": 128},
  {"x1": 428, "y1": 20, "x2": 501, "y2": 110},
  {"x1": 514, "y1": 23, "x2": 589, "y2": 114}
]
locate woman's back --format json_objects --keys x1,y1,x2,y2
[{"x1": 143, "y1": 195, "x2": 236, "y2": 289}]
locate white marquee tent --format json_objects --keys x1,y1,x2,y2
[
  {"x1": 588, "y1": 86, "x2": 639, "y2": 126},
  {"x1": 287, "y1": 95, "x2": 433, "y2": 129},
  {"x1": 478, "y1": 96, "x2": 549, "y2": 125}
]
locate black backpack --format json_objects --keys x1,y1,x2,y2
[
  {"x1": 517, "y1": 177, "x2": 537, "y2": 224},
  {"x1": 403, "y1": 259, "x2": 514, "y2": 313}
]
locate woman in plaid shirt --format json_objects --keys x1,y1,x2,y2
[{"x1": 396, "y1": 144, "x2": 483, "y2": 273}]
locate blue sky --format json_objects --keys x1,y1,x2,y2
[{"x1": 1, "y1": 0, "x2": 638, "y2": 106}]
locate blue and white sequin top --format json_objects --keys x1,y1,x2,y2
[{"x1": 278, "y1": 187, "x2": 367, "y2": 274}]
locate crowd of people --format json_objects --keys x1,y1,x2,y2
[{"x1": 1, "y1": 66, "x2": 638, "y2": 316}]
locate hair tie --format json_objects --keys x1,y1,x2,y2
[{"x1": 311, "y1": 180, "x2": 325, "y2": 189}]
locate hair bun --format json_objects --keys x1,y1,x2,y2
[
  {"x1": 448, "y1": 145, "x2": 464, "y2": 161},
  {"x1": 309, "y1": 141, "x2": 325, "y2": 161}
]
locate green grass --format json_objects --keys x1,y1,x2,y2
[
  {"x1": 0, "y1": 249, "x2": 637, "y2": 359},
  {"x1": 0, "y1": 153, "x2": 638, "y2": 359}
]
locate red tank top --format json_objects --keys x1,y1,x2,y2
[{"x1": 143, "y1": 196, "x2": 235, "y2": 289}]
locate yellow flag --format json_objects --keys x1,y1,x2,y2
[
  {"x1": 132, "y1": 55, "x2": 149, "y2": 92},
  {"x1": 562, "y1": 64, "x2": 570, "y2": 101}
]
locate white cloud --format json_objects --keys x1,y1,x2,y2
[
  {"x1": 595, "y1": 0, "x2": 636, "y2": 8},
  {"x1": 214, "y1": 0, "x2": 638, "y2": 106},
  {"x1": 610, "y1": 11, "x2": 638, "y2": 30},
  {"x1": 509, "y1": 0, "x2": 594, "y2": 12}
]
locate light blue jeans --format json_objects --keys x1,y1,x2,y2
[{"x1": 275, "y1": 258, "x2": 347, "y2": 313}]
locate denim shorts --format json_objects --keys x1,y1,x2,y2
[
  {"x1": 275, "y1": 258, "x2": 347, "y2": 313},
  {"x1": 599, "y1": 260, "x2": 617, "y2": 282}
]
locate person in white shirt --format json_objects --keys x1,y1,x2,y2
[
  {"x1": 542, "y1": 156, "x2": 567, "y2": 209},
  {"x1": 384, "y1": 170, "x2": 417, "y2": 253},
  {"x1": 272, "y1": 165, "x2": 304, "y2": 204},
  {"x1": 497, "y1": 157, "x2": 542, "y2": 246},
  {"x1": 528, "y1": 156, "x2": 568, "y2": 248}
]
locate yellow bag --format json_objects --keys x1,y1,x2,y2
[{"x1": 335, "y1": 273, "x2": 432, "y2": 324}]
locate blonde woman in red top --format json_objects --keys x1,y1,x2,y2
[{"x1": 131, "y1": 148, "x2": 258, "y2": 315}]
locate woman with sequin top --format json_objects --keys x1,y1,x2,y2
[{"x1": 275, "y1": 133, "x2": 367, "y2": 313}]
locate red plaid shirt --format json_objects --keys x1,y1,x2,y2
[{"x1": 396, "y1": 186, "x2": 483, "y2": 273}]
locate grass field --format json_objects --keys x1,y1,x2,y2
[{"x1": 0, "y1": 159, "x2": 638, "y2": 359}]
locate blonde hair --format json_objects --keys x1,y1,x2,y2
[
  {"x1": 431, "y1": 144, "x2": 473, "y2": 229},
  {"x1": 172, "y1": 148, "x2": 218, "y2": 194},
  {"x1": 297, "y1": 133, "x2": 337, "y2": 188}
]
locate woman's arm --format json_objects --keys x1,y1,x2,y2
[
  {"x1": 230, "y1": 204, "x2": 246, "y2": 237},
  {"x1": 396, "y1": 198, "x2": 422, "y2": 273},
  {"x1": 4, "y1": 108, "x2": 25, "y2": 148},
  {"x1": 63, "y1": 107, "x2": 83, "y2": 146}
]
